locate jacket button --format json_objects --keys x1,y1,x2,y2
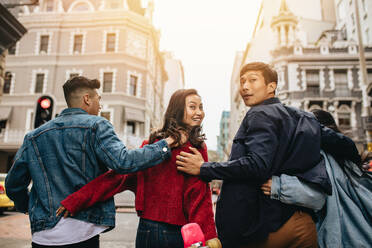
[{"x1": 162, "y1": 147, "x2": 168, "y2": 152}]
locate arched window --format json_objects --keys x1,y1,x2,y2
[
  {"x1": 308, "y1": 104, "x2": 322, "y2": 112},
  {"x1": 68, "y1": 0, "x2": 94, "y2": 12},
  {"x1": 72, "y1": 3, "x2": 90, "y2": 11},
  {"x1": 337, "y1": 104, "x2": 351, "y2": 129}
]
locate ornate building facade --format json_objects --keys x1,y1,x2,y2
[
  {"x1": 228, "y1": 0, "x2": 372, "y2": 151},
  {"x1": 0, "y1": 0, "x2": 167, "y2": 172}
]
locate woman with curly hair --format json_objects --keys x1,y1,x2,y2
[{"x1": 57, "y1": 89, "x2": 219, "y2": 248}]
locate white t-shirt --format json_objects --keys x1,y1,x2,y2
[{"x1": 32, "y1": 217, "x2": 108, "y2": 246}]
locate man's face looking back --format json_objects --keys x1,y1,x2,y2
[{"x1": 239, "y1": 70, "x2": 276, "y2": 107}]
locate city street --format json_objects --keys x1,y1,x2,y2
[
  {"x1": 0, "y1": 210, "x2": 139, "y2": 248},
  {"x1": 0, "y1": 192, "x2": 139, "y2": 248}
]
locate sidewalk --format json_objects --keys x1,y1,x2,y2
[
  {"x1": 0, "y1": 213, "x2": 31, "y2": 248},
  {"x1": 0, "y1": 209, "x2": 137, "y2": 248}
]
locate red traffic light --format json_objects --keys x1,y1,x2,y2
[{"x1": 40, "y1": 98, "x2": 51, "y2": 109}]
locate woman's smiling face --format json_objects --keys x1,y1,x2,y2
[{"x1": 183, "y1": 94, "x2": 205, "y2": 126}]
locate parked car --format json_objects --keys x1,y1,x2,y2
[{"x1": 0, "y1": 173, "x2": 14, "y2": 214}]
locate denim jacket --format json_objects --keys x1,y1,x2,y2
[
  {"x1": 271, "y1": 151, "x2": 372, "y2": 248},
  {"x1": 5, "y1": 108, "x2": 171, "y2": 234}
]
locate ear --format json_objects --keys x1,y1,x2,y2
[
  {"x1": 83, "y1": 94, "x2": 90, "y2": 106},
  {"x1": 268, "y1": 82, "x2": 277, "y2": 94}
]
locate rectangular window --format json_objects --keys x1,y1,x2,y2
[
  {"x1": 73, "y1": 34, "x2": 83, "y2": 53},
  {"x1": 106, "y1": 33, "x2": 116, "y2": 52},
  {"x1": 338, "y1": 112, "x2": 351, "y2": 128},
  {"x1": 367, "y1": 69, "x2": 372, "y2": 84},
  {"x1": 334, "y1": 69, "x2": 348, "y2": 96},
  {"x1": 3, "y1": 72, "x2": 12, "y2": 94},
  {"x1": 39, "y1": 35, "x2": 49, "y2": 53},
  {"x1": 46, "y1": 0, "x2": 54, "y2": 11},
  {"x1": 35, "y1": 73, "x2": 45, "y2": 93},
  {"x1": 100, "y1": 111, "x2": 111, "y2": 122},
  {"x1": 127, "y1": 121, "x2": 135, "y2": 135},
  {"x1": 103, "y1": 72, "x2": 113, "y2": 92},
  {"x1": 306, "y1": 70, "x2": 320, "y2": 93},
  {"x1": 129, "y1": 75, "x2": 137, "y2": 96}
]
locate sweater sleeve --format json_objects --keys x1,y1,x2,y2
[
  {"x1": 183, "y1": 145, "x2": 217, "y2": 240},
  {"x1": 61, "y1": 170, "x2": 137, "y2": 215}
]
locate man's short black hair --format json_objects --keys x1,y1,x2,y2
[
  {"x1": 240, "y1": 62, "x2": 278, "y2": 85},
  {"x1": 63, "y1": 76, "x2": 100, "y2": 106}
]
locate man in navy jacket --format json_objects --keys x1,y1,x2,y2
[{"x1": 176, "y1": 62, "x2": 359, "y2": 248}]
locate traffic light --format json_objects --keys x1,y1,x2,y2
[{"x1": 34, "y1": 96, "x2": 54, "y2": 129}]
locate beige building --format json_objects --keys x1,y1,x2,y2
[
  {"x1": 0, "y1": 0, "x2": 168, "y2": 172},
  {"x1": 162, "y1": 51, "x2": 185, "y2": 109},
  {"x1": 228, "y1": 0, "x2": 372, "y2": 151}
]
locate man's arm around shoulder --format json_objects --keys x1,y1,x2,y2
[{"x1": 93, "y1": 119, "x2": 173, "y2": 174}]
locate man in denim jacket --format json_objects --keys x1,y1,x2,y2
[{"x1": 5, "y1": 76, "x2": 175, "y2": 248}]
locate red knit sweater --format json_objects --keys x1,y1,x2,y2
[{"x1": 61, "y1": 141, "x2": 217, "y2": 240}]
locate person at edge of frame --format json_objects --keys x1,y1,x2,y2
[{"x1": 261, "y1": 109, "x2": 371, "y2": 248}]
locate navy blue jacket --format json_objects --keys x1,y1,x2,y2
[{"x1": 200, "y1": 98, "x2": 357, "y2": 247}]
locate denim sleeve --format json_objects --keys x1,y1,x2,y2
[
  {"x1": 5, "y1": 140, "x2": 31, "y2": 213},
  {"x1": 271, "y1": 175, "x2": 326, "y2": 211},
  {"x1": 93, "y1": 119, "x2": 171, "y2": 174}
]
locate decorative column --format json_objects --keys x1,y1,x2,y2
[
  {"x1": 280, "y1": 25, "x2": 286, "y2": 47},
  {"x1": 351, "y1": 101, "x2": 357, "y2": 129},
  {"x1": 288, "y1": 25, "x2": 294, "y2": 46},
  {"x1": 333, "y1": 101, "x2": 339, "y2": 125},
  {"x1": 320, "y1": 68, "x2": 325, "y2": 91},
  {"x1": 274, "y1": 27, "x2": 280, "y2": 46},
  {"x1": 329, "y1": 68, "x2": 335, "y2": 90},
  {"x1": 347, "y1": 68, "x2": 353, "y2": 90},
  {"x1": 304, "y1": 100, "x2": 310, "y2": 111},
  {"x1": 301, "y1": 69, "x2": 306, "y2": 90},
  {"x1": 323, "y1": 100, "x2": 328, "y2": 111}
]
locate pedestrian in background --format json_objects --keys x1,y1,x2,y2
[
  {"x1": 261, "y1": 109, "x2": 371, "y2": 248},
  {"x1": 5, "y1": 76, "x2": 175, "y2": 248},
  {"x1": 57, "y1": 89, "x2": 220, "y2": 248}
]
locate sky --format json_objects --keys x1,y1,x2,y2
[{"x1": 152, "y1": 0, "x2": 262, "y2": 150}]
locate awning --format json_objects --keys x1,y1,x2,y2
[
  {"x1": 0, "y1": 106, "x2": 12, "y2": 121},
  {"x1": 125, "y1": 107, "x2": 145, "y2": 122}
]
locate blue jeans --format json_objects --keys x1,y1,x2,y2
[{"x1": 136, "y1": 218, "x2": 184, "y2": 248}]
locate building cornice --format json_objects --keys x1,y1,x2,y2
[{"x1": 0, "y1": 4, "x2": 27, "y2": 53}]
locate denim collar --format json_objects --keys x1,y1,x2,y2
[{"x1": 59, "y1": 108, "x2": 89, "y2": 116}]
